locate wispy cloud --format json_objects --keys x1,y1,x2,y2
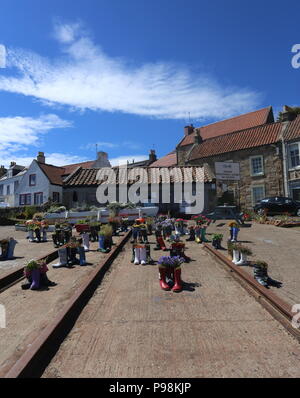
[
  {"x1": 0, "y1": 22, "x2": 261, "y2": 120},
  {"x1": 0, "y1": 114, "x2": 72, "y2": 167},
  {"x1": 109, "y1": 155, "x2": 148, "y2": 167},
  {"x1": 82, "y1": 141, "x2": 141, "y2": 151}
]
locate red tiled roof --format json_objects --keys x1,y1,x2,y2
[
  {"x1": 150, "y1": 151, "x2": 177, "y2": 167},
  {"x1": 284, "y1": 115, "x2": 300, "y2": 141},
  {"x1": 179, "y1": 107, "x2": 273, "y2": 147},
  {"x1": 189, "y1": 122, "x2": 282, "y2": 161},
  {"x1": 64, "y1": 166, "x2": 214, "y2": 186},
  {"x1": 38, "y1": 162, "x2": 66, "y2": 186},
  {"x1": 62, "y1": 161, "x2": 95, "y2": 175}
]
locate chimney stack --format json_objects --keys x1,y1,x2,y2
[
  {"x1": 194, "y1": 129, "x2": 203, "y2": 145},
  {"x1": 149, "y1": 149, "x2": 157, "y2": 163},
  {"x1": 184, "y1": 124, "x2": 194, "y2": 136},
  {"x1": 92, "y1": 151, "x2": 111, "y2": 168},
  {"x1": 281, "y1": 105, "x2": 297, "y2": 122},
  {"x1": 10, "y1": 161, "x2": 16, "y2": 168},
  {"x1": 37, "y1": 151, "x2": 45, "y2": 164},
  {"x1": 0, "y1": 165, "x2": 7, "y2": 178}
]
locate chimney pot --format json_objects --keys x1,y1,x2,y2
[
  {"x1": 184, "y1": 125, "x2": 194, "y2": 136},
  {"x1": 37, "y1": 152, "x2": 46, "y2": 164},
  {"x1": 149, "y1": 149, "x2": 157, "y2": 163}
]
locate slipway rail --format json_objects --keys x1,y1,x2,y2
[
  {"x1": 4, "y1": 231, "x2": 131, "y2": 378},
  {"x1": 0, "y1": 249, "x2": 59, "y2": 294},
  {"x1": 203, "y1": 243, "x2": 300, "y2": 342}
]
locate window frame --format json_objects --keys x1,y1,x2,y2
[
  {"x1": 52, "y1": 192, "x2": 60, "y2": 203},
  {"x1": 34, "y1": 192, "x2": 43, "y2": 205},
  {"x1": 250, "y1": 155, "x2": 264, "y2": 177},
  {"x1": 288, "y1": 142, "x2": 300, "y2": 170},
  {"x1": 29, "y1": 174, "x2": 37, "y2": 187},
  {"x1": 251, "y1": 184, "x2": 266, "y2": 206}
]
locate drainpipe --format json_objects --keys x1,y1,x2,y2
[{"x1": 281, "y1": 135, "x2": 289, "y2": 197}]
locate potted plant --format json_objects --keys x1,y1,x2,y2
[
  {"x1": 157, "y1": 255, "x2": 185, "y2": 292},
  {"x1": 75, "y1": 219, "x2": 90, "y2": 234},
  {"x1": 235, "y1": 245, "x2": 252, "y2": 265},
  {"x1": 212, "y1": 234, "x2": 223, "y2": 249},
  {"x1": 66, "y1": 238, "x2": 80, "y2": 265},
  {"x1": 253, "y1": 260, "x2": 269, "y2": 287},
  {"x1": 98, "y1": 224, "x2": 112, "y2": 253},
  {"x1": 23, "y1": 258, "x2": 54, "y2": 290}
]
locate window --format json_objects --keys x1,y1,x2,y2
[
  {"x1": 252, "y1": 185, "x2": 265, "y2": 205},
  {"x1": 289, "y1": 143, "x2": 300, "y2": 169},
  {"x1": 29, "y1": 174, "x2": 36, "y2": 186},
  {"x1": 19, "y1": 194, "x2": 25, "y2": 205},
  {"x1": 14, "y1": 180, "x2": 19, "y2": 192},
  {"x1": 53, "y1": 192, "x2": 60, "y2": 203},
  {"x1": 20, "y1": 194, "x2": 31, "y2": 206},
  {"x1": 6, "y1": 185, "x2": 10, "y2": 195},
  {"x1": 0, "y1": 185, "x2": 3, "y2": 195},
  {"x1": 250, "y1": 156, "x2": 264, "y2": 176},
  {"x1": 34, "y1": 192, "x2": 43, "y2": 205}
]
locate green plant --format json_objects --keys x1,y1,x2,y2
[
  {"x1": 24, "y1": 206, "x2": 38, "y2": 220},
  {"x1": 25, "y1": 258, "x2": 47, "y2": 271},
  {"x1": 253, "y1": 260, "x2": 268, "y2": 269},
  {"x1": 212, "y1": 233, "x2": 223, "y2": 240},
  {"x1": 238, "y1": 245, "x2": 252, "y2": 255},
  {"x1": 99, "y1": 224, "x2": 113, "y2": 237}
]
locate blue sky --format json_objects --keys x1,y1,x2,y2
[{"x1": 0, "y1": 0, "x2": 299, "y2": 167}]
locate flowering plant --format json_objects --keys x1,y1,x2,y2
[
  {"x1": 24, "y1": 258, "x2": 47, "y2": 271},
  {"x1": 228, "y1": 221, "x2": 239, "y2": 228},
  {"x1": 192, "y1": 214, "x2": 210, "y2": 225},
  {"x1": 158, "y1": 255, "x2": 184, "y2": 268}
]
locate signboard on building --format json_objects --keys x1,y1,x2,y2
[{"x1": 215, "y1": 162, "x2": 240, "y2": 181}]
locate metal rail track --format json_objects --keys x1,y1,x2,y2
[
  {"x1": 0, "y1": 249, "x2": 59, "y2": 294},
  {"x1": 3, "y1": 235, "x2": 299, "y2": 378},
  {"x1": 4, "y1": 231, "x2": 131, "y2": 378},
  {"x1": 203, "y1": 243, "x2": 300, "y2": 342}
]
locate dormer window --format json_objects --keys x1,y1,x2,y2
[{"x1": 29, "y1": 174, "x2": 36, "y2": 186}]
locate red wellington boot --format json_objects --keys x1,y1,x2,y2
[
  {"x1": 159, "y1": 267, "x2": 171, "y2": 291},
  {"x1": 172, "y1": 267, "x2": 183, "y2": 292},
  {"x1": 157, "y1": 236, "x2": 167, "y2": 251}
]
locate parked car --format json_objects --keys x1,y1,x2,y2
[{"x1": 254, "y1": 197, "x2": 300, "y2": 216}]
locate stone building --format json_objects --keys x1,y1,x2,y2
[{"x1": 154, "y1": 106, "x2": 300, "y2": 210}]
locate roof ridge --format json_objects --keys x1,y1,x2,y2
[
  {"x1": 197, "y1": 119, "x2": 282, "y2": 143},
  {"x1": 196, "y1": 106, "x2": 272, "y2": 130}
]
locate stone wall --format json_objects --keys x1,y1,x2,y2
[{"x1": 187, "y1": 144, "x2": 284, "y2": 210}]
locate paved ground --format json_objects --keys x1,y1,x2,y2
[
  {"x1": 0, "y1": 226, "x2": 54, "y2": 276},
  {"x1": 206, "y1": 221, "x2": 300, "y2": 306},
  {"x1": 0, "y1": 235, "x2": 123, "y2": 377},
  {"x1": 42, "y1": 237, "x2": 300, "y2": 378}
]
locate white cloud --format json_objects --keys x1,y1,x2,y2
[
  {"x1": 0, "y1": 22, "x2": 261, "y2": 120},
  {"x1": 0, "y1": 114, "x2": 72, "y2": 167},
  {"x1": 109, "y1": 155, "x2": 148, "y2": 167},
  {"x1": 0, "y1": 152, "x2": 89, "y2": 168}
]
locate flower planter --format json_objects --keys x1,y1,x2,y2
[{"x1": 75, "y1": 224, "x2": 90, "y2": 233}]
